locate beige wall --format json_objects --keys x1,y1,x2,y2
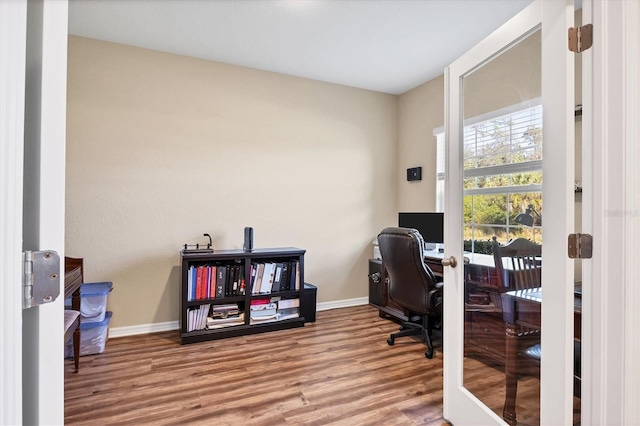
[
  {"x1": 464, "y1": 30, "x2": 541, "y2": 117},
  {"x1": 397, "y1": 76, "x2": 444, "y2": 212},
  {"x1": 66, "y1": 36, "x2": 398, "y2": 328}
]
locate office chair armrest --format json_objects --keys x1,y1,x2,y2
[{"x1": 427, "y1": 286, "x2": 443, "y2": 311}]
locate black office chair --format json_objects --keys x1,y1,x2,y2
[{"x1": 377, "y1": 227, "x2": 443, "y2": 358}]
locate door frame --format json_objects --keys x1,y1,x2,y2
[
  {"x1": 582, "y1": 0, "x2": 640, "y2": 424},
  {"x1": 0, "y1": 1, "x2": 28, "y2": 424},
  {"x1": 0, "y1": 0, "x2": 68, "y2": 424}
]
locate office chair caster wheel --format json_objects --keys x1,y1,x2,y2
[
  {"x1": 387, "y1": 336, "x2": 395, "y2": 346},
  {"x1": 425, "y1": 348, "x2": 434, "y2": 359}
]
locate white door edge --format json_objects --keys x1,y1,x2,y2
[
  {"x1": 21, "y1": 0, "x2": 68, "y2": 423},
  {"x1": 0, "y1": 1, "x2": 27, "y2": 424},
  {"x1": 540, "y1": 1, "x2": 575, "y2": 424}
]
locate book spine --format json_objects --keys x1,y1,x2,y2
[
  {"x1": 225, "y1": 265, "x2": 232, "y2": 296},
  {"x1": 280, "y1": 262, "x2": 290, "y2": 291},
  {"x1": 210, "y1": 266, "x2": 217, "y2": 299},
  {"x1": 232, "y1": 265, "x2": 239, "y2": 296},
  {"x1": 254, "y1": 263, "x2": 265, "y2": 294},
  {"x1": 272, "y1": 263, "x2": 283, "y2": 292},
  {"x1": 196, "y1": 266, "x2": 204, "y2": 300},
  {"x1": 289, "y1": 261, "x2": 297, "y2": 292},
  {"x1": 239, "y1": 266, "x2": 246, "y2": 295},
  {"x1": 187, "y1": 266, "x2": 194, "y2": 301},
  {"x1": 216, "y1": 266, "x2": 226, "y2": 298}
]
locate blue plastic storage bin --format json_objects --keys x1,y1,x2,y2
[
  {"x1": 65, "y1": 281, "x2": 113, "y2": 323},
  {"x1": 65, "y1": 311, "x2": 112, "y2": 357}
]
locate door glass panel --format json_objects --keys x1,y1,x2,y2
[{"x1": 461, "y1": 29, "x2": 542, "y2": 423}]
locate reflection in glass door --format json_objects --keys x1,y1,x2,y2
[{"x1": 461, "y1": 29, "x2": 542, "y2": 424}]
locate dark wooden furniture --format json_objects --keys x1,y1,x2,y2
[
  {"x1": 369, "y1": 247, "x2": 537, "y2": 367},
  {"x1": 377, "y1": 227, "x2": 443, "y2": 358},
  {"x1": 502, "y1": 288, "x2": 582, "y2": 426},
  {"x1": 180, "y1": 247, "x2": 308, "y2": 345},
  {"x1": 64, "y1": 257, "x2": 83, "y2": 372}
]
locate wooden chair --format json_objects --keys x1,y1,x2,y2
[
  {"x1": 493, "y1": 236, "x2": 581, "y2": 424},
  {"x1": 64, "y1": 310, "x2": 80, "y2": 372},
  {"x1": 64, "y1": 257, "x2": 83, "y2": 373},
  {"x1": 492, "y1": 236, "x2": 542, "y2": 424}
]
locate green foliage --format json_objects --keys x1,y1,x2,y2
[
  {"x1": 461, "y1": 106, "x2": 544, "y2": 249},
  {"x1": 464, "y1": 239, "x2": 493, "y2": 255}
]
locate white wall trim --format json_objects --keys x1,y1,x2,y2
[
  {"x1": 316, "y1": 297, "x2": 369, "y2": 312},
  {"x1": 108, "y1": 298, "x2": 370, "y2": 338},
  {"x1": 109, "y1": 320, "x2": 180, "y2": 338},
  {"x1": 583, "y1": 0, "x2": 640, "y2": 424}
]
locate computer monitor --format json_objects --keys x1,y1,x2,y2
[{"x1": 398, "y1": 212, "x2": 444, "y2": 244}]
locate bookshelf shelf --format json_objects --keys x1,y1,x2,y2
[{"x1": 180, "y1": 247, "x2": 308, "y2": 344}]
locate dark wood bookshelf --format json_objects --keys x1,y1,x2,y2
[{"x1": 180, "y1": 247, "x2": 307, "y2": 344}]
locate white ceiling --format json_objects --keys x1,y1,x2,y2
[{"x1": 68, "y1": 0, "x2": 533, "y2": 95}]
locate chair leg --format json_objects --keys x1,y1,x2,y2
[
  {"x1": 387, "y1": 322, "x2": 422, "y2": 345},
  {"x1": 392, "y1": 322, "x2": 423, "y2": 338},
  {"x1": 72, "y1": 326, "x2": 80, "y2": 373},
  {"x1": 422, "y1": 316, "x2": 434, "y2": 358}
]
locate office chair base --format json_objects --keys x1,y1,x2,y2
[{"x1": 387, "y1": 320, "x2": 435, "y2": 358}]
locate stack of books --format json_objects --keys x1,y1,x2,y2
[
  {"x1": 249, "y1": 297, "x2": 301, "y2": 324},
  {"x1": 277, "y1": 298, "x2": 300, "y2": 321},
  {"x1": 249, "y1": 299, "x2": 278, "y2": 324},
  {"x1": 206, "y1": 304, "x2": 244, "y2": 329}
]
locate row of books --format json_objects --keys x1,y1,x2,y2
[
  {"x1": 187, "y1": 264, "x2": 245, "y2": 302},
  {"x1": 250, "y1": 261, "x2": 300, "y2": 295},
  {"x1": 186, "y1": 304, "x2": 210, "y2": 332}
]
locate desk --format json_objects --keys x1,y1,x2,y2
[
  {"x1": 426, "y1": 250, "x2": 518, "y2": 366},
  {"x1": 501, "y1": 288, "x2": 582, "y2": 425}
]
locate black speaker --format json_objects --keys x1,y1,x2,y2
[
  {"x1": 243, "y1": 227, "x2": 253, "y2": 251},
  {"x1": 301, "y1": 283, "x2": 317, "y2": 323},
  {"x1": 407, "y1": 166, "x2": 422, "y2": 181}
]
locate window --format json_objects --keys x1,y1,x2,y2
[{"x1": 435, "y1": 100, "x2": 543, "y2": 251}]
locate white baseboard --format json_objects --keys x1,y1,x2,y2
[
  {"x1": 107, "y1": 297, "x2": 370, "y2": 338},
  {"x1": 108, "y1": 320, "x2": 179, "y2": 338},
  {"x1": 316, "y1": 297, "x2": 368, "y2": 312}
]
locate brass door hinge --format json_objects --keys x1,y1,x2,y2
[
  {"x1": 569, "y1": 24, "x2": 593, "y2": 53},
  {"x1": 568, "y1": 233, "x2": 593, "y2": 259}
]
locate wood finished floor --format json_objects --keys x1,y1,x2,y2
[{"x1": 64, "y1": 305, "x2": 543, "y2": 425}]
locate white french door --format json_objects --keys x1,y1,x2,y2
[{"x1": 443, "y1": 1, "x2": 576, "y2": 424}]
